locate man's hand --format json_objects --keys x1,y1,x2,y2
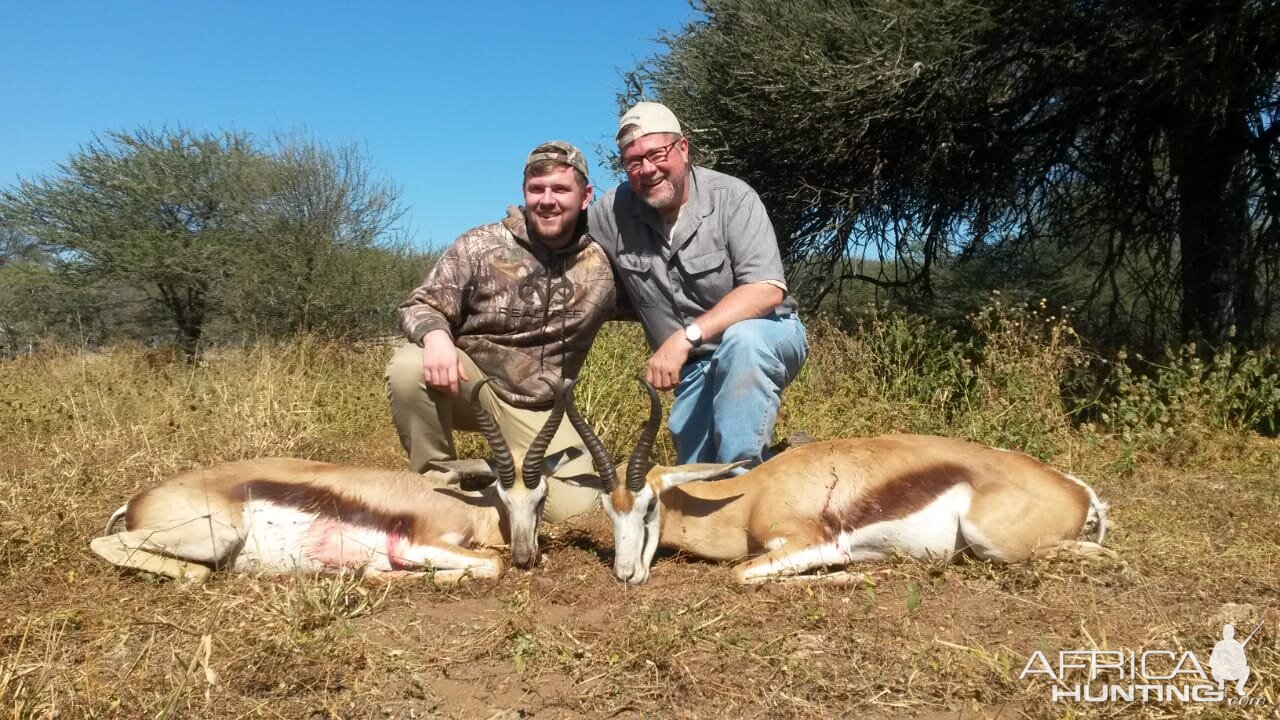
[
  {"x1": 646, "y1": 330, "x2": 693, "y2": 390},
  {"x1": 422, "y1": 329, "x2": 469, "y2": 396},
  {"x1": 643, "y1": 283, "x2": 784, "y2": 391}
]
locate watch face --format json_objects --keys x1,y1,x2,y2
[{"x1": 684, "y1": 325, "x2": 701, "y2": 344}]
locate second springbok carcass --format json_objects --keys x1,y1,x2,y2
[
  {"x1": 90, "y1": 377, "x2": 576, "y2": 582},
  {"x1": 564, "y1": 380, "x2": 1113, "y2": 585}
]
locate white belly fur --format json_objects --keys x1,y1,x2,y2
[
  {"x1": 232, "y1": 501, "x2": 391, "y2": 574},
  {"x1": 228, "y1": 501, "x2": 497, "y2": 575},
  {"x1": 835, "y1": 483, "x2": 971, "y2": 561}
]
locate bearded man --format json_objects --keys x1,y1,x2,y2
[{"x1": 589, "y1": 103, "x2": 807, "y2": 471}]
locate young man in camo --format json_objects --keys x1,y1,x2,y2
[{"x1": 387, "y1": 141, "x2": 615, "y2": 520}]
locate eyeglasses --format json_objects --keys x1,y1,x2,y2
[{"x1": 622, "y1": 139, "x2": 681, "y2": 173}]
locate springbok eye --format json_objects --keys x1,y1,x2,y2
[{"x1": 644, "y1": 497, "x2": 658, "y2": 518}]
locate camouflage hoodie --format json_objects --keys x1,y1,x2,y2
[{"x1": 397, "y1": 206, "x2": 617, "y2": 408}]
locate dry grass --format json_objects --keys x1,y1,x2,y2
[{"x1": 1, "y1": 323, "x2": 1277, "y2": 719}]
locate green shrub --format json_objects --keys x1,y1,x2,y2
[
  {"x1": 1094, "y1": 342, "x2": 1280, "y2": 454},
  {"x1": 783, "y1": 294, "x2": 1083, "y2": 459},
  {"x1": 956, "y1": 294, "x2": 1084, "y2": 457}
]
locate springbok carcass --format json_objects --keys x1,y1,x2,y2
[
  {"x1": 90, "y1": 377, "x2": 575, "y2": 582},
  {"x1": 564, "y1": 380, "x2": 1113, "y2": 585}
]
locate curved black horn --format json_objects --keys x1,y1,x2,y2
[
  {"x1": 521, "y1": 376, "x2": 565, "y2": 489},
  {"x1": 626, "y1": 377, "x2": 662, "y2": 493},
  {"x1": 562, "y1": 377, "x2": 618, "y2": 493},
  {"x1": 471, "y1": 377, "x2": 516, "y2": 489}
]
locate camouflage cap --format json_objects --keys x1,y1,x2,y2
[
  {"x1": 616, "y1": 101, "x2": 683, "y2": 149},
  {"x1": 525, "y1": 141, "x2": 589, "y2": 180}
]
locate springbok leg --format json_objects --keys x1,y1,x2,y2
[{"x1": 91, "y1": 534, "x2": 213, "y2": 581}]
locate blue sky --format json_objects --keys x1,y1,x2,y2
[{"x1": 0, "y1": 1, "x2": 698, "y2": 249}]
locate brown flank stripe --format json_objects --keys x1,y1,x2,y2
[
  {"x1": 235, "y1": 479, "x2": 416, "y2": 540},
  {"x1": 823, "y1": 462, "x2": 972, "y2": 538}
]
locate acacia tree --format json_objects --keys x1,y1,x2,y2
[
  {"x1": 631, "y1": 0, "x2": 1280, "y2": 347},
  {"x1": 217, "y1": 136, "x2": 414, "y2": 339},
  {"x1": 0, "y1": 129, "x2": 271, "y2": 354},
  {"x1": 0, "y1": 129, "x2": 414, "y2": 352}
]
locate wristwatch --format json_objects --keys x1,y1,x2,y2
[{"x1": 683, "y1": 323, "x2": 703, "y2": 347}]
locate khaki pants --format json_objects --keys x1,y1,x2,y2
[{"x1": 385, "y1": 342, "x2": 600, "y2": 522}]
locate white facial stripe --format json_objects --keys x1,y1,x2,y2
[
  {"x1": 497, "y1": 478, "x2": 549, "y2": 567},
  {"x1": 604, "y1": 486, "x2": 657, "y2": 584}
]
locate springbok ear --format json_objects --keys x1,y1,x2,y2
[
  {"x1": 541, "y1": 446, "x2": 584, "y2": 476},
  {"x1": 426, "y1": 459, "x2": 498, "y2": 492},
  {"x1": 656, "y1": 460, "x2": 750, "y2": 492}
]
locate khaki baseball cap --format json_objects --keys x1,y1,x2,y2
[
  {"x1": 616, "y1": 101, "x2": 683, "y2": 148},
  {"x1": 525, "y1": 141, "x2": 589, "y2": 180}
]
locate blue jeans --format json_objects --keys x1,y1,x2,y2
[{"x1": 669, "y1": 314, "x2": 807, "y2": 471}]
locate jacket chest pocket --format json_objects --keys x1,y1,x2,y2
[
  {"x1": 677, "y1": 248, "x2": 730, "y2": 307},
  {"x1": 616, "y1": 252, "x2": 661, "y2": 308}
]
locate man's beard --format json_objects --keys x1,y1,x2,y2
[
  {"x1": 638, "y1": 169, "x2": 687, "y2": 214},
  {"x1": 527, "y1": 211, "x2": 581, "y2": 247}
]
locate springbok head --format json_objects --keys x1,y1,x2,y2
[
  {"x1": 563, "y1": 377, "x2": 740, "y2": 584},
  {"x1": 433, "y1": 376, "x2": 569, "y2": 569}
]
